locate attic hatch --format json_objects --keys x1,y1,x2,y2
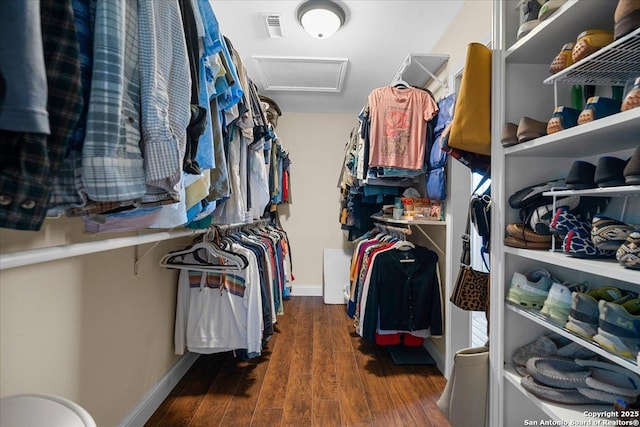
[
  {"x1": 262, "y1": 13, "x2": 285, "y2": 38},
  {"x1": 252, "y1": 56, "x2": 348, "y2": 92}
]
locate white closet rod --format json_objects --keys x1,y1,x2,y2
[{"x1": 0, "y1": 229, "x2": 205, "y2": 270}]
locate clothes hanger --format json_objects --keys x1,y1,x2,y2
[
  {"x1": 159, "y1": 234, "x2": 247, "y2": 272},
  {"x1": 392, "y1": 79, "x2": 411, "y2": 89}
]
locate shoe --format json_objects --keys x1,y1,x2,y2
[
  {"x1": 549, "y1": 43, "x2": 575, "y2": 74},
  {"x1": 594, "y1": 156, "x2": 628, "y2": 187},
  {"x1": 575, "y1": 358, "x2": 640, "y2": 403},
  {"x1": 528, "y1": 195, "x2": 581, "y2": 235},
  {"x1": 572, "y1": 29, "x2": 614, "y2": 63},
  {"x1": 565, "y1": 160, "x2": 596, "y2": 189},
  {"x1": 549, "y1": 207, "x2": 591, "y2": 237},
  {"x1": 501, "y1": 122, "x2": 518, "y2": 147},
  {"x1": 517, "y1": 116, "x2": 548, "y2": 142},
  {"x1": 621, "y1": 77, "x2": 640, "y2": 111},
  {"x1": 506, "y1": 223, "x2": 553, "y2": 242},
  {"x1": 577, "y1": 96, "x2": 622, "y2": 124},
  {"x1": 614, "y1": 0, "x2": 640, "y2": 40},
  {"x1": 616, "y1": 229, "x2": 640, "y2": 270},
  {"x1": 563, "y1": 228, "x2": 617, "y2": 259},
  {"x1": 547, "y1": 106, "x2": 581, "y2": 134},
  {"x1": 623, "y1": 145, "x2": 640, "y2": 184},
  {"x1": 507, "y1": 269, "x2": 554, "y2": 309},
  {"x1": 517, "y1": 0, "x2": 544, "y2": 40},
  {"x1": 541, "y1": 281, "x2": 587, "y2": 325},
  {"x1": 565, "y1": 286, "x2": 626, "y2": 339},
  {"x1": 538, "y1": 0, "x2": 568, "y2": 21},
  {"x1": 593, "y1": 299, "x2": 640, "y2": 358},
  {"x1": 504, "y1": 235, "x2": 553, "y2": 250},
  {"x1": 511, "y1": 333, "x2": 591, "y2": 373},
  {"x1": 591, "y1": 215, "x2": 633, "y2": 251}
]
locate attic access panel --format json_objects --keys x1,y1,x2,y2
[{"x1": 252, "y1": 56, "x2": 349, "y2": 92}]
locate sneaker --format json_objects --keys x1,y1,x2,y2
[
  {"x1": 507, "y1": 269, "x2": 554, "y2": 309},
  {"x1": 591, "y1": 215, "x2": 633, "y2": 251},
  {"x1": 572, "y1": 29, "x2": 614, "y2": 63},
  {"x1": 517, "y1": 0, "x2": 545, "y2": 40},
  {"x1": 565, "y1": 286, "x2": 626, "y2": 339},
  {"x1": 538, "y1": 0, "x2": 568, "y2": 21},
  {"x1": 563, "y1": 228, "x2": 617, "y2": 259},
  {"x1": 549, "y1": 207, "x2": 591, "y2": 237},
  {"x1": 622, "y1": 77, "x2": 640, "y2": 111},
  {"x1": 540, "y1": 281, "x2": 587, "y2": 325},
  {"x1": 593, "y1": 299, "x2": 640, "y2": 359},
  {"x1": 616, "y1": 229, "x2": 640, "y2": 270},
  {"x1": 577, "y1": 96, "x2": 622, "y2": 125}
]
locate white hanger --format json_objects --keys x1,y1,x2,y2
[{"x1": 159, "y1": 241, "x2": 244, "y2": 273}]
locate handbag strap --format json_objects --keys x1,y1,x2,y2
[{"x1": 460, "y1": 202, "x2": 472, "y2": 266}]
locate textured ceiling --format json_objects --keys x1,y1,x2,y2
[{"x1": 210, "y1": 0, "x2": 465, "y2": 114}]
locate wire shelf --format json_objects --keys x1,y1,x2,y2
[{"x1": 544, "y1": 28, "x2": 640, "y2": 86}]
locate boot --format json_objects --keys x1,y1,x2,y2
[{"x1": 614, "y1": 0, "x2": 640, "y2": 40}]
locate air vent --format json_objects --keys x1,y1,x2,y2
[{"x1": 262, "y1": 13, "x2": 285, "y2": 39}]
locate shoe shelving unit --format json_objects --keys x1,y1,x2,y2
[{"x1": 491, "y1": 1, "x2": 640, "y2": 426}]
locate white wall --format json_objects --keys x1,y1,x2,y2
[
  {"x1": 274, "y1": 112, "x2": 357, "y2": 293},
  {"x1": 0, "y1": 218, "x2": 190, "y2": 426}
]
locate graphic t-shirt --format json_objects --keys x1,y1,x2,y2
[{"x1": 367, "y1": 86, "x2": 438, "y2": 170}]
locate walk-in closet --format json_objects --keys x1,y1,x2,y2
[{"x1": 3, "y1": 1, "x2": 638, "y2": 426}]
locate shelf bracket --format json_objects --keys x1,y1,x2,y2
[
  {"x1": 412, "y1": 58, "x2": 449, "y2": 93},
  {"x1": 412, "y1": 225, "x2": 445, "y2": 257}
]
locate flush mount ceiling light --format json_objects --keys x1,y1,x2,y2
[{"x1": 297, "y1": 0, "x2": 346, "y2": 39}]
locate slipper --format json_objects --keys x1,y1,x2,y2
[
  {"x1": 526, "y1": 356, "x2": 591, "y2": 389},
  {"x1": 517, "y1": 116, "x2": 548, "y2": 142}
]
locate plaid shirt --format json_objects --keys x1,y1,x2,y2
[
  {"x1": 82, "y1": 0, "x2": 146, "y2": 202},
  {"x1": 0, "y1": 0, "x2": 82, "y2": 230},
  {"x1": 138, "y1": 0, "x2": 191, "y2": 204}
]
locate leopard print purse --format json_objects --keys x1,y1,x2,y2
[{"x1": 450, "y1": 197, "x2": 490, "y2": 312}]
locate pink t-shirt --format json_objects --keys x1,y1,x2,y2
[{"x1": 367, "y1": 86, "x2": 438, "y2": 170}]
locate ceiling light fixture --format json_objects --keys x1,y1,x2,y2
[{"x1": 297, "y1": 0, "x2": 346, "y2": 39}]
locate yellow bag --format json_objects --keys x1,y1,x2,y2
[{"x1": 447, "y1": 43, "x2": 492, "y2": 156}]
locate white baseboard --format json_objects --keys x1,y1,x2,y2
[
  {"x1": 117, "y1": 352, "x2": 200, "y2": 427},
  {"x1": 424, "y1": 339, "x2": 445, "y2": 375},
  {"x1": 290, "y1": 284, "x2": 322, "y2": 296}
]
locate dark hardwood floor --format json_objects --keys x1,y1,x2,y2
[{"x1": 146, "y1": 296, "x2": 450, "y2": 427}]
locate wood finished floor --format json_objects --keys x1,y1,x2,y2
[{"x1": 146, "y1": 296, "x2": 450, "y2": 427}]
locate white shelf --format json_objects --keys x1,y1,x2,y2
[
  {"x1": 506, "y1": 303, "x2": 640, "y2": 373},
  {"x1": 371, "y1": 215, "x2": 447, "y2": 226},
  {"x1": 390, "y1": 53, "x2": 449, "y2": 90},
  {"x1": 504, "y1": 107, "x2": 640, "y2": 158},
  {"x1": 504, "y1": 366, "x2": 614, "y2": 422},
  {"x1": 505, "y1": 0, "x2": 617, "y2": 64},
  {"x1": 544, "y1": 28, "x2": 640, "y2": 86},
  {"x1": 504, "y1": 246, "x2": 640, "y2": 284},
  {"x1": 543, "y1": 185, "x2": 640, "y2": 198}
]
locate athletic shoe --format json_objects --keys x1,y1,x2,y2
[
  {"x1": 563, "y1": 228, "x2": 616, "y2": 259},
  {"x1": 565, "y1": 286, "x2": 627, "y2": 339},
  {"x1": 540, "y1": 281, "x2": 587, "y2": 325},
  {"x1": 517, "y1": 0, "x2": 544, "y2": 40},
  {"x1": 538, "y1": 0, "x2": 568, "y2": 21},
  {"x1": 593, "y1": 299, "x2": 640, "y2": 359},
  {"x1": 507, "y1": 269, "x2": 554, "y2": 309},
  {"x1": 616, "y1": 229, "x2": 640, "y2": 270},
  {"x1": 591, "y1": 215, "x2": 633, "y2": 251},
  {"x1": 549, "y1": 207, "x2": 591, "y2": 237}
]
